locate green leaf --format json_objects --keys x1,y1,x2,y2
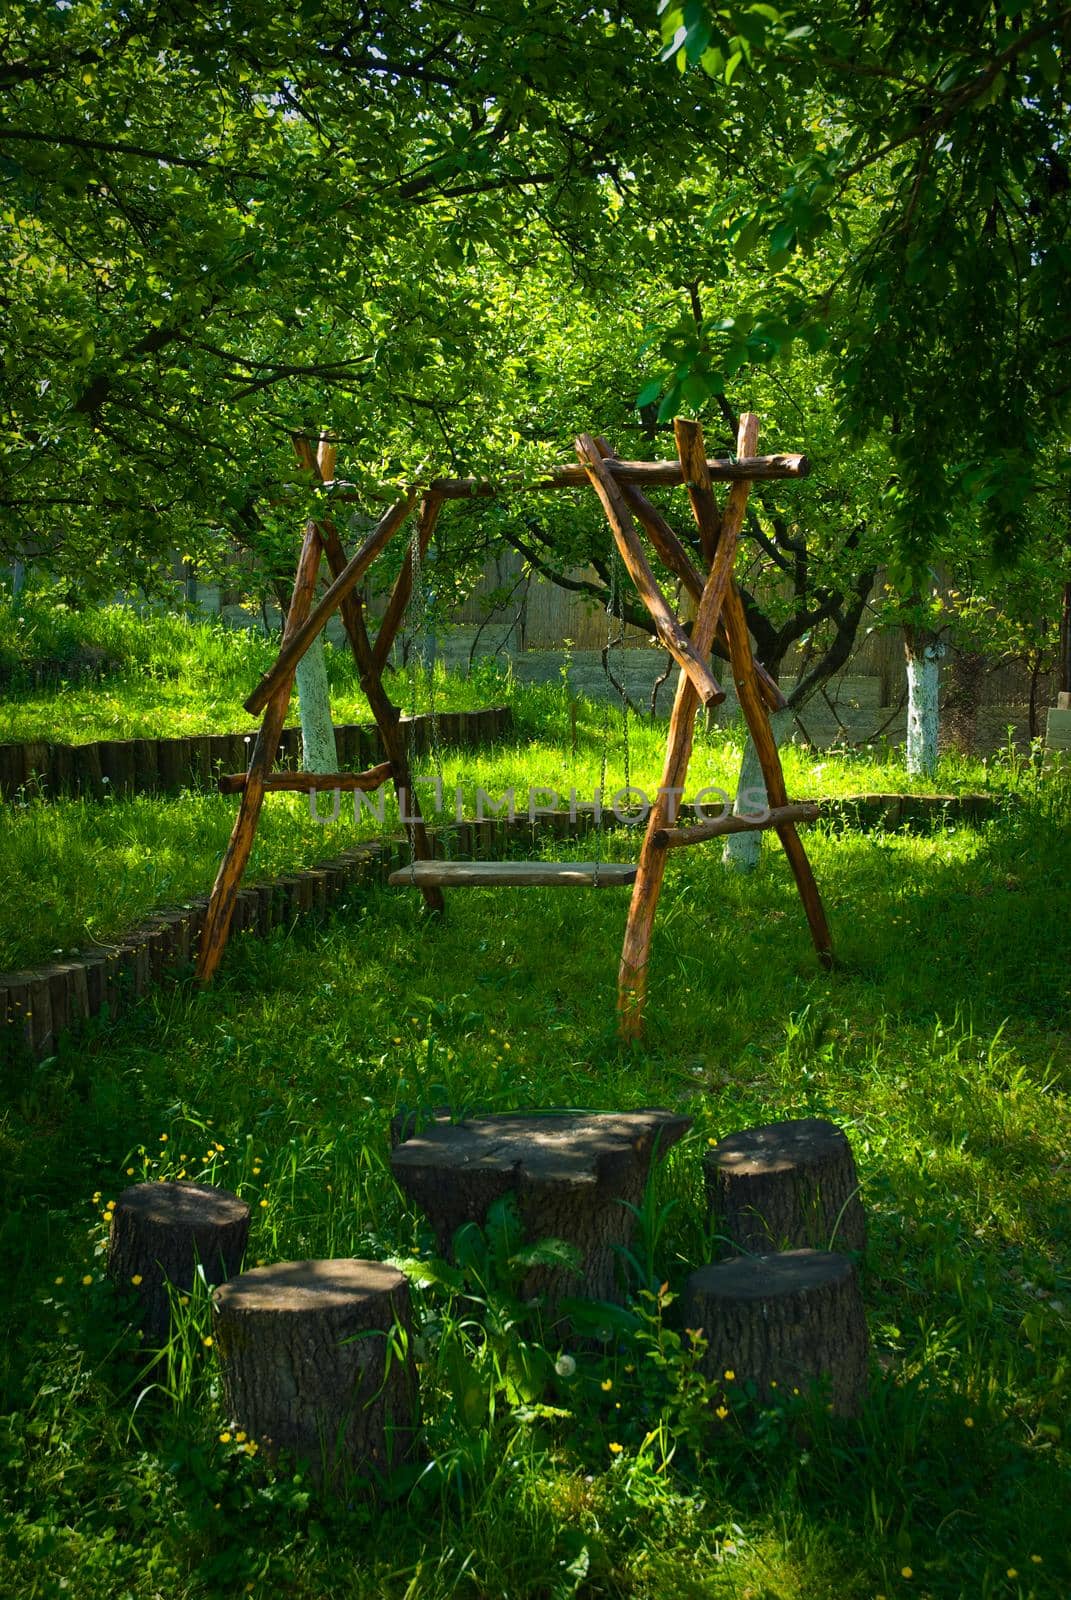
[{"x1": 636, "y1": 377, "x2": 663, "y2": 409}]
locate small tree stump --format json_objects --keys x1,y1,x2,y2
[
  {"x1": 108, "y1": 1181, "x2": 250, "y2": 1340},
  {"x1": 212, "y1": 1259, "x2": 419, "y2": 1482},
  {"x1": 390, "y1": 1109, "x2": 692, "y2": 1307},
  {"x1": 704, "y1": 1117, "x2": 865, "y2": 1256},
  {"x1": 684, "y1": 1249, "x2": 869, "y2": 1416}
]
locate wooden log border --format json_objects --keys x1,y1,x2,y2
[
  {"x1": 0, "y1": 706, "x2": 512, "y2": 803},
  {"x1": 0, "y1": 790, "x2": 1000, "y2": 1062}
]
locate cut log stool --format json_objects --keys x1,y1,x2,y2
[
  {"x1": 704, "y1": 1117, "x2": 865, "y2": 1256},
  {"x1": 107, "y1": 1181, "x2": 250, "y2": 1340},
  {"x1": 684, "y1": 1249, "x2": 869, "y2": 1416},
  {"x1": 212, "y1": 1260, "x2": 419, "y2": 1482},
  {"x1": 390, "y1": 1109, "x2": 692, "y2": 1309}
]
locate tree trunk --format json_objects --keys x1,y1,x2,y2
[
  {"x1": 213, "y1": 1259, "x2": 419, "y2": 1484},
  {"x1": 704, "y1": 1118, "x2": 865, "y2": 1256},
  {"x1": 941, "y1": 648, "x2": 986, "y2": 757},
  {"x1": 723, "y1": 708, "x2": 792, "y2": 872},
  {"x1": 108, "y1": 1181, "x2": 250, "y2": 1341},
  {"x1": 684, "y1": 1249, "x2": 868, "y2": 1416},
  {"x1": 390, "y1": 1110, "x2": 691, "y2": 1309},
  {"x1": 294, "y1": 634, "x2": 338, "y2": 773},
  {"x1": 904, "y1": 626, "x2": 943, "y2": 778}
]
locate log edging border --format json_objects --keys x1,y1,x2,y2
[
  {"x1": 0, "y1": 705, "x2": 512, "y2": 804},
  {"x1": 0, "y1": 789, "x2": 999, "y2": 1061}
]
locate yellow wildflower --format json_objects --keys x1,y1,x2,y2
[
  {"x1": 82, "y1": 1274, "x2": 93, "y2": 1286},
  {"x1": 202, "y1": 1335, "x2": 213, "y2": 1348},
  {"x1": 219, "y1": 1431, "x2": 232, "y2": 1444},
  {"x1": 715, "y1": 1405, "x2": 729, "y2": 1421},
  {"x1": 964, "y1": 1416, "x2": 974, "y2": 1427},
  {"x1": 724, "y1": 1369, "x2": 735, "y2": 1381},
  {"x1": 131, "y1": 1274, "x2": 143, "y2": 1286},
  {"x1": 601, "y1": 1379, "x2": 612, "y2": 1392},
  {"x1": 901, "y1": 1568, "x2": 912, "y2": 1580},
  {"x1": 235, "y1": 1431, "x2": 247, "y2": 1443},
  {"x1": 608, "y1": 1442, "x2": 623, "y2": 1454}
]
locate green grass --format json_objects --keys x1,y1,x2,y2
[
  {"x1": 0, "y1": 591, "x2": 504, "y2": 743},
  {"x1": 1, "y1": 759, "x2": 1069, "y2": 1597},
  {"x1": 0, "y1": 680, "x2": 1041, "y2": 971}
]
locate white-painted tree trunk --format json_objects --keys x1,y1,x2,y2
[
  {"x1": 294, "y1": 635, "x2": 337, "y2": 773},
  {"x1": 722, "y1": 708, "x2": 792, "y2": 872},
  {"x1": 905, "y1": 639, "x2": 942, "y2": 778}
]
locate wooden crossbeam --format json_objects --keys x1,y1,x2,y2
[
  {"x1": 372, "y1": 492, "x2": 442, "y2": 672},
  {"x1": 244, "y1": 489, "x2": 416, "y2": 716},
  {"x1": 576, "y1": 434, "x2": 724, "y2": 708},
  {"x1": 652, "y1": 801, "x2": 820, "y2": 850},
  {"x1": 218, "y1": 762, "x2": 392, "y2": 795},
  {"x1": 331, "y1": 454, "x2": 808, "y2": 501}
]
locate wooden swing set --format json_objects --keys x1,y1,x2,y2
[{"x1": 196, "y1": 414, "x2": 832, "y2": 1038}]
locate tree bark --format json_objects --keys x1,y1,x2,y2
[
  {"x1": 213, "y1": 1259, "x2": 419, "y2": 1484},
  {"x1": 684, "y1": 1249, "x2": 869, "y2": 1416},
  {"x1": 904, "y1": 626, "x2": 943, "y2": 777},
  {"x1": 723, "y1": 709, "x2": 792, "y2": 872},
  {"x1": 294, "y1": 633, "x2": 338, "y2": 773},
  {"x1": 107, "y1": 1181, "x2": 250, "y2": 1341},
  {"x1": 704, "y1": 1117, "x2": 865, "y2": 1256}
]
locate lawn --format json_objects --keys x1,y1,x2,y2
[{"x1": 1, "y1": 737, "x2": 1068, "y2": 1598}]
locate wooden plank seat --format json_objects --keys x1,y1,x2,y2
[{"x1": 388, "y1": 860, "x2": 638, "y2": 888}]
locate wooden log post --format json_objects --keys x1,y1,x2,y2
[
  {"x1": 212, "y1": 1260, "x2": 419, "y2": 1482},
  {"x1": 390, "y1": 1109, "x2": 691, "y2": 1310},
  {"x1": 617, "y1": 414, "x2": 759, "y2": 1039},
  {"x1": 576, "y1": 435, "x2": 724, "y2": 708},
  {"x1": 107, "y1": 1181, "x2": 250, "y2": 1341},
  {"x1": 684, "y1": 1250, "x2": 869, "y2": 1417},
  {"x1": 156, "y1": 736, "x2": 193, "y2": 794},
  {"x1": 704, "y1": 1118, "x2": 866, "y2": 1256}
]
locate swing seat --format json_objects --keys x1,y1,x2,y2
[{"x1": 388, "y1": 860, "x2": 638, "y2": 888}]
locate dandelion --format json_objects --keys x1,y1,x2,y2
[
  {"x1": 126, "y1": 1167, "x2": 135, "y2": 1176},
  {"x1": 219, "y1": 1431, "x2": 232, "y2": 1444},
  {"x1": 901, "y1": 1567, "x2": 912, "y2": 1580},
  {"x1": 131, "y1": 1274, "x2": 143, "y2": 1286},
  {"x1": 964, "y1": 1416, "x2": 974, "y2": 1427},
  {"x1": 724, "y1": 1369, "x2": 735, "y2": 1382},
  {"x1": 235, "y1": 1431, "x2": 247, "y2": 1443},
  {"x1": 244, "y1": 1440, "x2": 258, "y2": 1456},
  {"x1": 555, "y1": 1355, "x2": 576, "y2": 1378},
  {"x1": 180, "y1": 1295, "x2": 190, "y2": 1306},
  {"x1": 202, "y1": 1335, "x2": 213, "y2": 1348},
  {"x1": 715, "y1": 1405, "x2": 729, "y2": 1421},
  {"x1": 601, "y1": 1379, "x2": 613, "y2": 1392},
  {"x1": 252, "y1": 1167, "x2": 262, "y2": 1177},
  {"x1": 159, "y1": 1134, "x2": 168, "y2": 1142},
  {"x1": 392, "y1": 1037, "x2": 402, "y2": 1044},
  {"x1": 82, "y1": 1274, "x2": 93, "y2": 1286},
  {"x1": 259, "y1": 1200, "x2": 268, "y2": 1209},
  {"x1": 1030, "y1": 1555, "x2": 1042, "y2": 1564},
  {"x1": 608, "y1": 1442, "x2": 623, "y2": 1454},
  {"x1": 1006, "y1": 1569, "x2": 1018, "y2": 1579},
  {"x1": 54, "y1": 1276, "x2": 64, "y2": 1286}
]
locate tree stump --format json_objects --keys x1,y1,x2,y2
[
  {"x1": 684, "y1": 1249, "x2": 869, "y2": 1416},
  {"x1": 107, "y1": 1181, "x2": 250, "y2": 1340},
  {"x1": 704, "y1": 1117, "x2": 865, "y2": 1256},
  {"x1": 390, "y1": 1109, "x2": 692, "y2": 1307},
  {"x1": 212, "y1": 1259, "x2": 419, "y2": 1483}
]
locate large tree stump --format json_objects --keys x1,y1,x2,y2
[
  {"x1": 704, "y1": 1117, "x2": 865, "y2": 1256},
  {"x1": 684, "y1": 1249, "x2": 869, "y2": 1416},
  {"x1": 108, "y1": 1181, "x2": 250, "y2": 1340},
  {"x1": 212, "y1": 1259, "x2": 419, "y2": 1483},
  {"x1": 390, "y1": 1110, "x2": 692, "y2": 1308}
]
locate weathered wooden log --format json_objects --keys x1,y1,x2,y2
[
  {"x1": 108, "y1": 1181, "x2": 250, "y2": 1341},
  {"x1": 244, "y1": 491, "x2": 417, "y2": 717},
  {"x1": 217, "y1": 761, "x2": 393, "y2": 795},
  {"x1": 684, "y1": 1249, "x2": 869, "y2": 1416},
  {"x1": 47, "y1": 742, "x2": 74, "y2": 796},
  {"x1": 97, "y1": 738, "x2": 136, "y2": 797},
  {"x1": 26, "y1": 971, "x2": 54, "y2": 1056},
  {"x1": 390, "y1": 1109, "x2": 692, "y2": 1308},
  {"x1": 402, "y1": 454, "x2": 811, "y2": 499},
  {"x1": 653, "y1": 801, "x2": 820, "y2": 850},
  {"x1": 132, "y1": 738, "x2": 159, "y2": 793},
  {"x1": 704, "y1": 1117, "x2": 866, "y2": 1255},
  {"x1": 212, "y1": 1259, "x2": 419, "y2": 1481}
]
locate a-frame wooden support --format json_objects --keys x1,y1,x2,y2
[
  {"x1": 196, "y1": 417, "x2": 832, "y2": 1030},
  {"x1": 195, "y1": 435, "x2": 442, "y2": 983},
  {"x1": 607, "y1": 415, "x2": 832, "y2": 1039}
]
